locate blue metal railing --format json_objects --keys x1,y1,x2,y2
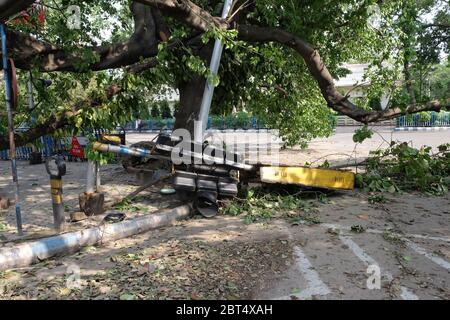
[
  {"x1": 0, "y1": 135, "x2": 69, "y2": 161},
  {"x1": 396, "y1": 112, "x2": 450, "y2": 127},
  {"x1": 5, "y1": 112, "x2": 447, "y2": 161},
  {"x1": 123, "y1": 116, "x2": 270, "y2": 131}
]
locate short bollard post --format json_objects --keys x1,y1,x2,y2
[{"x1": 45, "y1": 155, "x2": 67, "y2": 231}]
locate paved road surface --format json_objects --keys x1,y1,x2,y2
[{"x1": 125, "y1": 126, "x2": 450, "y2": 166}]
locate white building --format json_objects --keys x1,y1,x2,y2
[
  {"x1": 334, "y1": 63, "x2": 390, "y2": 110},
  {"x1": 153, "y1": 86, "x2": 179, "y2": 112}
]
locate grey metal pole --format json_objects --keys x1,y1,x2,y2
[
  {"x1": 27, "y1": 71, "x2": 45, "y2": 165},
  {"x1": 1, "y1": 23, "x2": 23, "y2": 235},
  {"x1": 86, "y1": 160, "x2": 96, "y2": 194},
  {"x1": 92, "y1": 142, "x2": 154, "y2": 158},
  {"x1": 27, "y1": 71, "x2": 40, "y2": 152},
  {"x1": 194, "y1": 0, "x2": 233, "y2": 143},
  {"x1": 95, "y1": 161, "x2": 101, "y2": 190},
  {"x1": 27, "y1": 71, "x2": 34, "y2": 111}
]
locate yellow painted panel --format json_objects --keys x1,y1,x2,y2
[
  {"x1": 102, "y1": 135, "x2": 121, "y2": 144},
  {"x1": 50, "y1": 179, "x2": 63, "y2": 189},
  {"x1": 260, "y1": 166, "x2": 355, "y2": 190},
  {"x1": 52, "y1": 194, "x2": 62, "y2": 204}
]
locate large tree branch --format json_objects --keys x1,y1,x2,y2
[
  {"x1": 0, "y1": 27, "x2": 212, "y2": 150},
  {"x1": 2, "y1": 114, "x2": 70, "y2": 151},
  {"x1": 0, "y1": 83, "x2": 123, "y2": 150},
  {"x1": 423, "y1": 23, "x2": 450, "y2": 30},
  {"x1": 4, "y1": 2, "x2": 159, "y2": 72},
  {"x1": 0, "y1": 0, "x2": 36, "y2": 22},
  {"x1": 136, "y1": 0, "x2": 228, "y2": 31},
  {"x1": 140, "y1": 0, "x2": 449, "y2": 123},
  {"x1": 0, "y1": 58, "x2": 159, "y2": 150},
  {"x1": 242, "y1": 26, "x2": 449, "y2": 122},
  {"x1": 237, "y1": 25, "x2": 450, "y2": 123}
]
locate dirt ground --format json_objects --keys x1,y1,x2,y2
[
  {"x1": 0, "y1": 126, "x2": 449, "y2": 300},
  {"x1": 0, "y1": 163, "x2": 183, "y2": 242},
  {"x1": 0, "y1": 191, "x2": 448, "y2": 300}
]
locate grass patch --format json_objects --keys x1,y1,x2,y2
[{"x1": 113, "y1": 197, "x2": 147, "y2": 213}]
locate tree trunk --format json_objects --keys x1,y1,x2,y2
[
  {"x1": 173, "y1": 42, "x2": 214, "y2": 135},
  {"x1": 404, "y1": 58, "x2": 417, "y2": 105},
  {"x1": 174, "y1": 75, "x2": 207, "y2": 135}
]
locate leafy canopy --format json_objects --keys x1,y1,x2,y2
[{"x1": 2, "y1": 0, "x2": 448, "y2": 146}]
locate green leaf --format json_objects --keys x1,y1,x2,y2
[
  {"x1": 120, "y1": 293, "x2": 137, "y2": 300},
  {"x1": 353, "y1": 126, "x2": 374, "y2": 144},
  {"x1": 291, "y1": 288, "x2": 301, "y2": 295}
]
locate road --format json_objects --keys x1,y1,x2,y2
[{"x1": 125, "y1": 126, "x2": 450, "y2": 166}]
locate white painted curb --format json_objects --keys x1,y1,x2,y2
[{"x1": 394, "y1": 127, "x2": 450, "y2": 132}]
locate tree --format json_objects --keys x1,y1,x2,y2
[
  {"x1": 150, "y1": 104, "x2": 160, "y2": 118},
  {"x1": 160, "y1": 101, "x2": 173, "y2": 119},
  {"x1": 429, "y1": 61, "x2": 450, "y2": 101},
  {"x1": 0, "y1": 0, "x2": 449, "y2": 150},
  {"x1": 395, "y1": 0, "x2": 449, "y2": 105}
]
